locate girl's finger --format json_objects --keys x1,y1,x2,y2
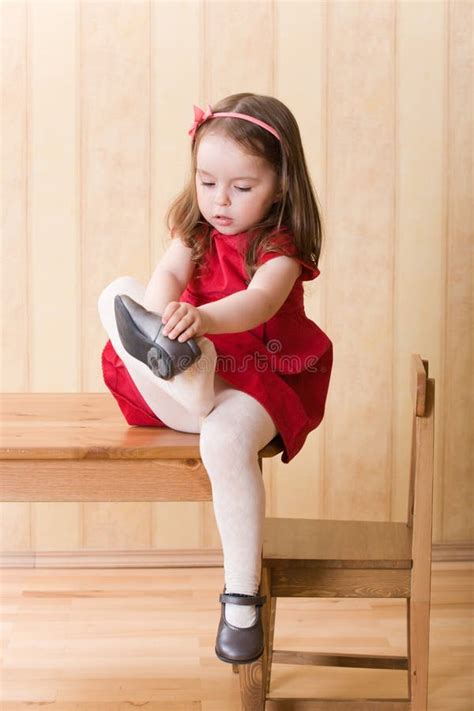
[
  {"x1": 162, "y1": 301, "x2": 181, "y2": 323},
  {"x1": 162, "y1": 317, "x2": 178, "y2": 335},
  {"x1": 164, "y1": 312, "x2": 193, "y2": 337},
  {"x1": 163, "y1": 311, "x2": 183, "y2": 334},
  {"x1": 171, "y1": 317, "x2": 194, "y2": 341},
  {"x1": 177, "y1": 327, "x2": 194, "y2": 342},
  {"x1": 163, "y1": 321, "x2": 177, "y2": 336}
]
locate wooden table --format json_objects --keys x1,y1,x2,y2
[
  {"x1": 0, "y1": 392, "x2": 287, "y2": 709},
  {"x1": 0, "y1": 393, "x2": 283, "y2": 502}
]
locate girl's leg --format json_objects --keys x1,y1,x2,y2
[
  {"x1": 199, "y1": 387, "x2": 278, "y2": 628},
  {"x1": 98, "y1": 276, "x2": 220, "y2": 432}
]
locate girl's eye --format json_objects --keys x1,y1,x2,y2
[{"x1": 199, "y1": 182, "x2": 251, "y2": 192}]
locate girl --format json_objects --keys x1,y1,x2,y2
[{"x1": 98, "y1": 92, "x2": 333, "y2": 665}]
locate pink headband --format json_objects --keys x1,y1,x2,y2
[{"x1": 188, "y1": 103, "x2": 281, "y2": 142}]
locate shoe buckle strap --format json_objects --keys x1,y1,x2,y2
[{"x1": 219, "y1": 593, "x2": 266, "y2": 606}]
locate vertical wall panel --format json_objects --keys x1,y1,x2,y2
[
  {"x1": 0, "y1": 502, "x2": 31, "y2": 552},
  {"x1": 442, "y1": 0, "x2": 473, "y2": 541},
  {"x1": 83, "y1": 0, "x2": 150, "y2": 391},
  {"x1": 1, "y1": 1, "x2": 28, "y2": 391},
  {"x1": 325, "y1": 1, "x2": 395, "y2": 521},
  {"x1": 83, "y1": 502, "x2": 152, "y2": 550},
  {"x1": 395, "y1": 2, "x2": 446, "y2": 539},
  {"x1": 30, "y1": 1, "x2": 79, "y2": 391},
  {"x1": 206, "y1": 0, "x2": 274, "y2": 100},
  {"x1": 34, "y1": 502, "x2": 80, "y2": 551},
  {"x1": 153, "y1": 502, "x2": 202, "y2": 550}
]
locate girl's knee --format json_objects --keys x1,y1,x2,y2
[
  {"x1": 98, "y1": 276, "x2": 145, "y2": 311},
  {"x1": 185, "y1": 398, "x2": 215, "y2": 419},
  {"x1": 199, "y1": 419, "x2": 239, "y2": 463}
]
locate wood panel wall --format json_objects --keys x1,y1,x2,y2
[{"x1": 1, "y1": 0, "x2": 472, "y2": 555}]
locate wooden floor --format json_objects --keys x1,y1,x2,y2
[{"x1": 0, "y1": 562, "x2": 472, "y2": 710}]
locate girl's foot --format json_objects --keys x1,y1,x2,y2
[
  {"x1": 114, "y1": 294, "x2": 202, "y2": 380},
  {"x1": 215, "y1": 587, "x2": 266, "y2": 664}
]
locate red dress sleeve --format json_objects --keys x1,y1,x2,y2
[{"x1": 256, "y1": 229, "x2": 320, "y2": 282}]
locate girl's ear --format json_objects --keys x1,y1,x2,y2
[{"x1": 271, "y1": 173, "x2": 283, "y2": 203}]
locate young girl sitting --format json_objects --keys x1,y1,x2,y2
[{"x1": 98, "y1": 92, "x2": 333, "y2": 666}]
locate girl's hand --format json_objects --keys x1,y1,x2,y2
[{"x1": 161, "y1": 301, "x2": 210, "y2": 342}]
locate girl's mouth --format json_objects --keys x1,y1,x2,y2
[{"x1": 214, "y1": 216, "x2": 233, "y2": 225}]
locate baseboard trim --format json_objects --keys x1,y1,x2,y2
[
  {"x1": 431, "y1": 541, "x2": 473, "y2": 561},
  {"x1": 0, "y1": 541, "x2": 472, "y2": 568},
  {"x1": 0, "y1": 548, "x2": 224, "y2": 568}
]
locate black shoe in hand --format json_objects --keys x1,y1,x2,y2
[{"x1": 114, "y1": 294, "x2": 201, "y2": 380}]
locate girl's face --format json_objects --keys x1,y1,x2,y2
[{"x1": 195, "y1": 133, "x2": 281, "y2": 235}]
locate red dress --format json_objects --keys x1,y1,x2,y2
[{"x1": 101, "y1": 226, "x2": 333, "y2": 463}]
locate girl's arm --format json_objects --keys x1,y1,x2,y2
[
  {"x1": 143, "y1": 271, "x2": 183, "y2": 314},
  {"x1": 142, "y1": 238, "x2": 196, "y2": 314},
  {"x1": 198, "y1": 256, "x2": 302, "y2": 334}
]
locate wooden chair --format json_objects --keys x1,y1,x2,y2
[{"x1": 234, "y1": 353, "x2": 435, "y2": 710}]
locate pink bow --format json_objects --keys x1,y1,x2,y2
[{"x1": 188, "y1": 104, "x2": 213, "y2": 139}]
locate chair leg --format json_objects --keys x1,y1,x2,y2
[
  {"x1": 232, "y1": 663, "x2": 239, "y2": 674},
  {"x1": 262, "y1": 567, "x2": 276, "y2": 695},
  {"x1": 238, "y1": 565, "x2": 271, "y2": 710},
  {"x1": 407, "y1": 597, "x2": 431, "y2": 710},
  {"x1": 260, "y1": 565, "x2": 273, "y2": 696}
]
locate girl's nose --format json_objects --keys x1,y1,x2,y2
[{"x1": 215, "y1": 187, "x2": 231, "y2": 206}]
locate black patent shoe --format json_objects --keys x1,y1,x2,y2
[
  {"x1": 215, "y1": 587, "x2": 267, "y2": 665},
  {"x1": 114, "y1": 294, "x2": 202, "y2": 381}
]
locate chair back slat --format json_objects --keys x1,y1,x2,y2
[
  {"x1": 411, "y1": 353, "x2": 428, "y2": 416},
  {"x1": 411, "y1": 376, "x2": 435, "y2": 601},
  {"x1": 407, "y1": 355, "x2": 433, "y2": 529}
]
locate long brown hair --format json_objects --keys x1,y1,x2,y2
[{"x1": 164, "y1": 92, "x2": 324, "y2": 281}]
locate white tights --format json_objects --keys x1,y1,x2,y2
[{"x1": 98, "y1": 277, "x2": 278, "y2": 626}]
